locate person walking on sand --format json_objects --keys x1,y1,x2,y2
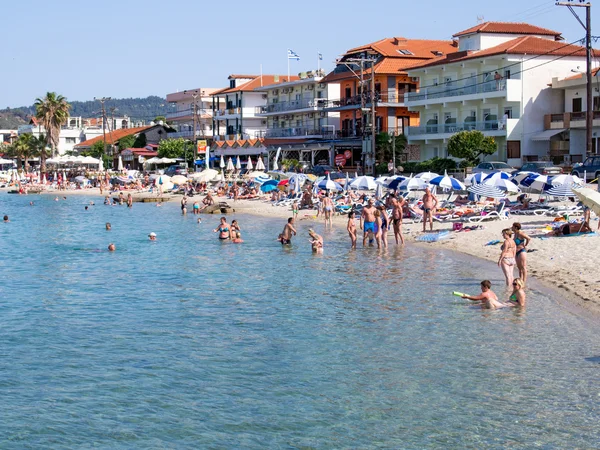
[
  {"x1": 347, "y1": 211, "x2": 357, "y2": 249},
  {"x1": 360, "y1": 198, "x2": 377, "y2": 246},
  {"x1": 421, "y1": 187, "x2": 438, "y2": 232},
  {"x1": 390, "y1": 193, "x2": 405, "y2": 245},
  {"x1": 322, "y1": 192, "x2": 334, "y2": 229},
  {"x1": 499, "y1": 228, "x2": 517, "y2": 286},
  {"x1": 279, "y1": 217, "x2": 297, "y2": 245}
]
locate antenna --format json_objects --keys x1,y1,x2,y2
[{"x1": 477, "y1": 15, "x2": 485, "y2": 24}]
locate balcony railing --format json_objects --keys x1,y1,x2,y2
[
  {"x1": 168, "y1": 130, "x2": 212, "y2": 139},
  {"x1": 407, "y1": 120, "x2": 506, "y2": 136},
  {"x1": 257, "y1": 98, "x2": 329, "y2": 114},
  {"x1": 263, "y1": 127, "x2": 333, "y2": 138},
  {"x1": 215, "y1": 107, "x2": 241, "y2": 117},
  {"x1": 406, "y1": 80, "x2": 507, "y2": 103}
]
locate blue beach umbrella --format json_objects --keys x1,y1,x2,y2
[
  {"x1": 429, "y1": 171, "x2": 466, "y2": 190},
  {"x1": 484, "y1": 171, "x2": 512, "y2": 183},
  {"x1": 317, "y1": 174, "x2": 342, "y2": 191},
  {"x1": 261, "y1": 184, "x2": 277, "y2": 193},
  {"x1": 511, "y1": 171, "x2": 537, "y2": 186},
  {"x1": 464, "y1": 172, "x2": 487, "y2": 186},
  {"x1": 483, "y1": 178, "x2": 520, "y2": 193},
  {"x1": 545, "y1": 184, "x2": 576, "y2": 197},
  {"x1": 521, "y1": 174, "x2": 552, "y2": 192},
  {"x1": 468, "y1": 183, "x2": 506, "y2": 199},
  {"x1": 386, "y1": 176, "x2": 408, "y2": 190}
]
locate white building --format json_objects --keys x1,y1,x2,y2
[
  {"x1": 211, "y1": 74, "x2": 296, "y2": 141},
  {"x1": 404, "y1": 22, "x2": 597, "y2": 166},
  {"x1": 20, "y1": 116, "x2": 133, "y2": 155},
  {"x1": 542, "y1": 68, "x2": 600, "y2": 163},
  {"x1": 254, "y1": 70, "x2": 340, "y2": 139},
  {"x1": 165, "y1": 88, "x2": 221, "y2": 139}
]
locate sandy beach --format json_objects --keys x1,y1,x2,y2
[{"x1": 5, "y1": 185, "x2": 599, "y2": 314}]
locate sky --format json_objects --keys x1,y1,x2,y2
[{"x1": 1, "y1": 0, "x2": 598, "y2": 108}]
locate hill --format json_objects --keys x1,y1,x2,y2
[{"x1": 0, "y1": 96, "x2": 170, "y2": 129}]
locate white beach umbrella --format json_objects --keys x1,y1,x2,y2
[
  {"x1": 398, "y1": 177, "x2": 428, "y2": 191},
  {"x1": 550, "y1": 174, "x2": 584, "y2": 186},
  {"x1": 220, "y1": 171, "x2": 225, "y2": 182},
  {"x1": 247, "y1": 171, "x2": 268, "y2": 179},
  {"x1": 349, "y1": 175, "x2": 378, "y2": 190},
  {"x1": 483, "y1": 178, "x2": 520, "y2": 193},
  {"x1": 118, "y1": 155, "x2": 123, "y2": 171},
  {"x1": 82, "y1": 156, "x2": 100, "y2": 165},
  {"x1": 415, "y1": 171, "x2": 439, "y2": 182},
  {"x1": 345, "y1": 172, "x2": 350, "y2": 191},
  {"x1": 483, "y1": 171, "x2": 512, "y2": 183},
  {"x1": 235, "y1": 157, "x2": 242, "y2": 170},
  {"x1": 98, "y1": 158, "x2": 104, "y2": 172},
  {"x1": 226, "y1": 157, "x2": 235, "y2": 171},
  {"x1": 468, "y1": 183, "x2": 506, "y2": 199},
  {"x1": 429, "y1": 171, "x2": 466, "y2": 190},
  {"x1": 272, "y1": 158, "x2": 278, "y2": 171},
  {"x1": 573, "y1": 187, "x2": 600, "y2": 216},
  {"x1": 193, "y1": 168, "x2": 218, "y2": 182},
  {"x1": 464, "y1": 172, "x2": 487, "y2": 186},
  {"x1": 42, "y1": 173, "x2": 47, "y2": 184},
  {"x1": 521, "y1": 173, "x2": 551, "y2": 191},
  {"x1": 375, "y1": 182, "x2": 384, "y2": 199},
  {"x1": 545, "y1": 184, "x2": 576, "y2": 197},
  {"x1": 246, "y1": 158, "x2": 254, "y2": 170},
  {"x1": 219, "y1": 155, "x2": 225, "y2": 169},
  {"x1": 511, "y1": 171, "x2": 537, "y2": 185},
  {"x1": 317, "y1": 174, "x2": 342, "y2": 191},
  {"x1": 171, "y1": 175, "x2": 188, "y2": 185},
  {"x1": 256, "y1": 157, "x2": 266, "y2": 171}
]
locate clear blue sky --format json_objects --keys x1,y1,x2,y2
[{"x1": 1, "y1": 0, "x2": 597, "y2": 108}]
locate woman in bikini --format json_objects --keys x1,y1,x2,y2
[
  {"x1": 498, "y1": 228, "x2": 517, "y2": 287},
  {"x1": 230, "y1": 219, "x2": 243, "y2": 243},
  {"x1": 512, "y1": 222, "x2": 531, "y2": 285},
  {"x1": 377, "y1": 205, "x2": 389, "y2": 248},
  {"x1": 322, "y1": 192, "x2": 334, "y2": 229},
  {"x1": 347, "y1": 211, "x2": 357, "y2": 249},
  {"x1": 213, "y1": 217, "x2": 230, "y2": 240},
  {"x1": 507, "y1": 278, "x2": 526, "y2": 308}
]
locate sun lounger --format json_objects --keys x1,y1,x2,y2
[{"x1": 468, "y1": 202, "x2": 509, "y2": 222}]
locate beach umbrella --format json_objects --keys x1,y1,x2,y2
[
  {"x1": 261, "y1": 179, "x2": 278, "y2": 187},
  {"x1": 573, "y1": 187, "x2": 600, "y2": 216},
  {"x1": 511, "y1": 171, "x2": 537, "y2": 185},
  {"x1": 74, "y1": 176, "x2": 88, "y2": 184},
  {"x1": 260, "y1": 183, "x2": 277, "y2": 193},
  {"x1": 344, "y1": 172, "x2": 350, "y2": 191},
  {"x1": 375, "y1": 176, "x2": 389, "y2": 185},
  {"x1": 226, "y1": 157, "x2": 235, "y2": 171},
  {"x1": 42, "y1": 173, "x2": 47, "y2": 184},
  {"x1": 235, "y1": 157, "x2": 242, "y2": 170},
  {"x1": 484, "y1": 171, "x2": 512, "y2": 183},
  {"x1": 256, "y1": 157, "x2": 266, "y2": 171},
  {"x1": 464, "y1": 172, "x2": 487, "y2": 186},
  {"x1": 288, "y1": 174, "x2": 306, "y2": 189},
  {"x1": 219, "y1": 155, "x2": 225, "y2": 169},
  {"x1": 246, "y1": 158, "x2": 254, "y2": 170},
  {"x1": 349, "y1": 175, "x2": 377, "y2": 190},
  {"x1": 385, "y1": 176, "x2": 408, "y2": 190},
  {"x1": 98, "y1": 157, "x2": 104, "y2": 172},
  {"x1": 317, "y1": 174, "x2": 342, "y2": 191},
  {"x1": 375, "y1": 182, "x2": 384, "y2": 199},
  {"x1": 550, "y1": 174, "x2": 584, "y2": 186},
  {"x1": 545, "y1": 184, "x2": 576, "y2": 197},
  {"x1": 272, "y1": 158, "x2": 278, "y2": 171},
  {"x1": 415, "y1": 171, "x2": 439, "y2": 182},
  {"x1": 483, "y1": 178, "x2": 520, "y2": 193},
  {"x1": 521, "y1": 173, "x2": 551, "y2": 191},
  {"x1": 117, "y1": 155, "x2": 123, "y2": 171},
  {"x1": 468, "y1": 183, "x2": 506, "y2": 199},
  {"x1": 398, "y1": 177, "x2": 428, "y2": 191},
  {"x1": 191, "y1": 168, "x2": 218, "y2": 182},
  {"x1": 430, "y1": 171, "x2": 466, "y2": 190},
  {"x1": 278, "y1": 179, "x2": 289, "y2": 186},
  {"x1": 171, "y1": 175, "x2": 188, "y2": 185}
]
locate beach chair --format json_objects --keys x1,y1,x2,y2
[{"x1": 468, "y1": 202, "x2": 509, "y2": 222}]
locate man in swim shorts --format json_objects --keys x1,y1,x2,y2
[
  {"x1": 421, "y1": 187, "x2": 438, "y2": 232},
  {"x1": 360, "y1": 198, "x2": 377, "y2": 246},
  {"x1": 280, "y1": 217, "x2": 297, "y2": 245}
]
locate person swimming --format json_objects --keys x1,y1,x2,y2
[{"x1": 462, "y1": 280, "x2": 508, "y2": 309}]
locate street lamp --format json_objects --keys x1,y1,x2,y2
[{"x1": 388, "y1": 131, "x2": 396, "y2": 175}]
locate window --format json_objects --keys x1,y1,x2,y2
[
  {"x1": 65, "y1": 137, "x2": 77, "y2": 144},
  {"x1": 397, "y1": 49, "x2": 414, "y2": 55},
  {"x1": 573, "y1": 97, "x2": 583, "y2": 113},
  {"x1": 507, "y1": 141, "x2": 521, "y2": 159},
  {"x1": 594, "y1": 96, "x2": 600, "y2": 111},
  {"x1": 345, "y1": 87, "x2": 352, "y2": 98},
  {"x1": 504, "y1": 107, "x2": 513, "y2": 119},
  {"x1": 504, "y1": 70, "x2": 511, "y2": 79},
  {"x1": 374, "y1": 83, "x2": 381, "y2": 94}
]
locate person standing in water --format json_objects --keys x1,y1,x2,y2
[
  {"x1": 512, "y1": 222, "x2": 531, "y2": 285},
  {"x1": 127, "y1": 193, "x2": 133, "y2": 208},
  {"x1": 322, "y1": 192, "x2": 334, "y2": 229},
  {"x1": 390, "y1": 193, "x2": 405, "y2": 245},
  {"x1": 421, "y1": 187, "x2": 438, "y2": 232},
  {"x1": 360, "y1": 198, "x2": 377, "y2": 247},
  {"x1": 308, "y1": 228, "x2": 323, "y2": 254},
  {"x1": 280, "y1": 217, "x2": 297, "y2": 245},
  {"x1": 213, "y1": 217, "x2": 230, "y2": 240},
  {"x1": 499, "y1": 228, "x2": 517, "y2": 287},
  {"x1": 347, "y1": 211, "x2": 357, "y2": 249}
]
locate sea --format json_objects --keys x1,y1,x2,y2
[{"x1": 1, "y1": 193, "x2": 599, "y2": 449}]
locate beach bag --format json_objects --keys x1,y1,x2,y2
[{"x1": 453, "y1": 222, "x2": 463, "y2": 231}]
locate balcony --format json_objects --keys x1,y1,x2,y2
[
  {"x1": 544, "y1": 111, "x2": 600, "y2": 129},
  {"x1": 263, "y1": 127, "x2": 333, "y2": 139},
  {"x1": 405, "y1": 80, "x2": 507, "y2": 105},
  {"x1": 167, "y1": 130, "x2": 212, "y2": 139},
  {"x1": 324, "y1": 92, "x2": 405, "y2": 111},
  {"x1": 407, "y1": 120, "x2": 508, "y2": 139},
  {"x1": 215, "y1": 107, "x2": 241, "y2": 118},
  {"x1": 256, "y1": 98, "x2": 329, "y2": 115}
]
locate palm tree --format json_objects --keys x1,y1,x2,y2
[{"x1": 34, "y1": 92, "x2": 70, "y2": 176}]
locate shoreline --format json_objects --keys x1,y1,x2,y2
[{"x1": 4, "y1": 186, "x2": 599, "y2": 315}]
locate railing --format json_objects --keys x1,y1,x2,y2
[
  {"x1": 215, "y1": 107, "x2": 241, "y2": 117},
  {"x1": 256, "y1": 98, "x2": 329, "y2": 114},
  {"x1": 167, "y1": 130, "x2": 212, "y2": 139},
  {"x1": 550, "y1": 114, "x2": 565, "y2": 123},
  {"x1": 405, "y1": 80, "x2": 507, "y2": 102},
  {"x1": 324, "y1": 91, "x2": 405, "y2": 109},
  {"x1": 407, "y1": 120, "x2": 507, "y2": 136},
  {"x1": 264, "y1": 127, "x2": 333, "y2": 138}
]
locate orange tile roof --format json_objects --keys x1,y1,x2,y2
[
  {"x1": 228, "y1": 74, "x2": 258, "y2": 79},
  {"x1": 408, "y1": 36, "x2": 599, "y2": 70},
  {"x1": 560, "y1": 67, "x2": 600, "y2": 82},
  {"x1": 453, "y1": 22, "x2": 561, "y2": 38},
  {"x1": 74, "y1": 126, "x2": 152, "y2": 148},
  {"x1": 345, "y1": 38, "x2": 457, "y2": 59},
  {"x1": 214, "y1": 75, "x2": 300, "y2": 95}
]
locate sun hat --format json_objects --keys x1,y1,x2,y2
[{"x1": 148, "y1": 232, "x2": 156, "y2": 237}]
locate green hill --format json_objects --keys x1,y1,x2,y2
[{"x1": 0, "y1": 96, "x2": 170, "y2": 128}]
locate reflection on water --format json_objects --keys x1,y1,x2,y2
[{"x1": 0, "y1": 194, "x2": 599, "y2": 448}]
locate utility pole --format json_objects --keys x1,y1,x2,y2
[
  {"x1": 94, "y1": 97, "x2": 111, "y2": 161},
  {"x1": 370, "y1": 60, "x2": 377, "y2": 176},
  {"x1": 557, "y1": 1, "x2": 593, "y2": 156},
  {"x1": 185, "y1": 90, "x2": 199, "y2": 149}
]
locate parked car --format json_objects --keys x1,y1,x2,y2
[
  {"x1": 519, "y1": 161, "x2": 563, "y2": 176},
  {"x1": 472, "y1": 161, "x2": 517, "y2": 175},
  {"x1": 310, "y1": 165, "x2": 335, "y2": 176},
  {"x1": 571, "y1": 156, "x2": 600, "y2": 182},
  {"x1": 164, "y1": 165, "x2": 188, "y2": 177}
]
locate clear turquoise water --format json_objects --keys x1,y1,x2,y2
[{"x1": 1, "y1": 194, "x2": 599, "y2": 449}]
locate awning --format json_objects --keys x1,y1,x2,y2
[{"x1": 531, "y1": 129, "x2": 566, "y2": 141}]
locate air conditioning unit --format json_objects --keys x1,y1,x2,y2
[
  {"x1": 307, "y1": 85, "x2": 314, "y2": 90},
  {"x1": 261, "y1": 94, "x2": 267, "y2": 99}
]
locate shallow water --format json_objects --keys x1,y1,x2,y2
[{"x1": 1, "y1": 194, "x2": 599, "y2": 449}]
